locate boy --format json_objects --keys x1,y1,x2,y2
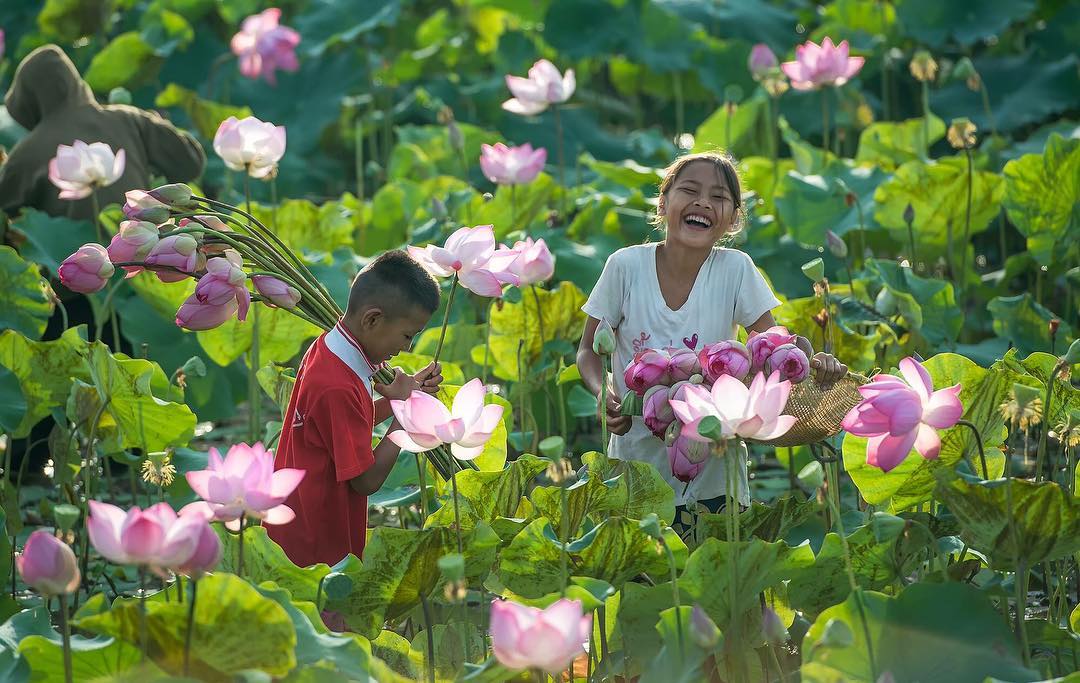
[{"x1": 268, "y1": 250, "x2": 442, "y2": 566}]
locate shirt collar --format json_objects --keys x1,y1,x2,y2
[{"x1": 325, "y1": 322, "x2": 375, "y2": 391}]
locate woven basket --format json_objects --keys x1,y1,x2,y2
[{"x1": 753, "y1": 372, "x2": 869, "y2": 447}]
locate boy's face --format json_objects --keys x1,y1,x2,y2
[
  {"x1": 662, "y1": 160, "x2": 737, "y2": 251},
  {"x1": 351, "y1": 305, "x2": 433, "y2": 365}
]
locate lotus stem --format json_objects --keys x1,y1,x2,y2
[
  {"x1": 1034, "y1": 365, "x2": 1060, "y2": 483},
  {"x1": 559, "y1": 483, "x2": 569, "y2": 598},
  {"x1": 183, "y1": 578, "x2": 198, "y2": 676},
  {"x1": 821, "y1": 90, "x2": 830, "y2": 161},
  {"x1": 420, "y1": 592, "x2": 436, "y2": 683},
  {"x1": 920, "y1": 81, "x2": 930, "y2": 157},
  {"x1": 237, "y1": 515, "x2": 245, "y2": 579},
  {"x1": 138, "y1": 568, "x2": 148, "y2": 660},
  {"x1": 553, "y1": 104, "x2": 567, "y2": 219},
  {"x1": 958, "y1": 147, "x2": 974, "y2": 289},
  {"x1": 58, "y1": 593, "x2": 73, "y2": 683},
  {"x1": 599, "y1": 355, "x2": 609, "y2": 456},
  {"x1": 433, "y1": 275, "x2": 459, "y2": 365},
  {"x1": 450, "y1": 471, "x2": 464, "y2": 556},
  {"x1": 956, "y1": 419, "x2": 989, "y2": 479},
  {"x1": 1016, "y1": 560, "x2": 1031, "y2": 666},
  {"x1": 660, "y1": 537, "x2": 684, "y2": 660}
]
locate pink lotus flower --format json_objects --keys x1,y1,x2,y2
[
  {"x1": 176, "y1": 294, "x2": 238, "y2": 331},
  {"x1": 698, "y1": 340, "x2": 751, "y2": 383},
  {"x1": 16, "y1": 530, "x2": 80, "y2": 596},
  {"x1": 842, "y1": 357, "x2": 963, "y2": 472},
  {"x1": 252, "y1": 275, "x2": 301, "y2": 308},
  {"x1": 667, "y1": 348, "x2": 702, "y2": 383},
  {"x1": 58, "y1": 243, "x2": 114, "y2": 293},
  {"x1": 213, "y1": 116, "x2": 286, "y2": 179},
  {"x1": 107, "y1": 220, "x2": 159, "y2": 277},
  {"x1": 480, "y1": 143, "x2": 547, "y2": 186},
  {"x1": 87, "y1": 501, "x2": 205, "y2": 573},
  {"x1": 185, "y1": 442, "x2": 305, "y2": 529},
  {"x1": 765, "y1": 344, "x2": 810, "y2": 383},
  {"x1": 781, "y1": 37, "x2": 865, "y2": 91},
  {"x1": 643, "y1": 385, "x2": 675, "y2": 438},
  {"x1": 668, "y1": 433, "x2": 710, "y2": 483},
  {"x1": 388, "y1": 379, "x2": 504, "y2": 460},
  {"x1": 123, "y1": 190, "x2": 171, "y2": 223},
  {"x1": 670, "y1": 371, "x2": 797, "y2": 442},
  {"x1": 230, "y1": 8, "x2": 300, "y2": 85},
  {"x1": 624, "y1": 349, "x2": 672, "y2": 396},
  {"x1": 48, "y1": 140, "x2": 125, "y2": 200},
  {"x1": 145, "y1": 234, "x2": 200, "y2": 283},
  {"x1": 746, "y1": 326, "x2": 797, "y2": 373},
  {"x1": 503, "y1": 59, "x2": 576, "y2": 115},
  {"x1": 506, "y1": 237, "x2": 555, "y2": 287},
  {"x1": 194, "y1": 250, "x2": 250, "y2": 322},
  {"x1": 174, "y1": 504, "x2": 222, "y2": 578},
  {"x1": 490, "y1": 598, "x2": 591, "y2": 673},
  {"x1": 749, "y1": 44, "x2": 779, "y2": 80},
  {"x1": 408, "y1": 225, "x2": 520, "y2": 298}
]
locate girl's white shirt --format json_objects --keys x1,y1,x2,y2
[{"x1": 582, "y1": 243, "x2": 781, "y2": 506}]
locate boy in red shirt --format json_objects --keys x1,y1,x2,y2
[{"x1": 268, "y1": 250, "x2": 442, "y2": 566}]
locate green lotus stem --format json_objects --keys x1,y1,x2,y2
[
  {"x1": 93, "y1": 278, "x2": 124, "y2": 344},
  {"x1": 420, "y1": 592, "x2": 436, "y2": 683},
  {"x1": 1016, "y1": 560, "x2": 1031, "y2": 666},
  {"x1": 138, "y1": 568, "x2": 148, "y2": 660},
  {"x1": 767, "y1": 643, "x2": 786, "y2": 683},
  {"x1": 767, "y1": 95, "x2": 779, "y2": 193},
  {"x1": 821, "y1": 90, "x2": 831, "y2": 161},
  {"x1": 724, "y1": 442, "x2": 742, "y2": 681},
  {"x1": 481, "y1": 301, "x2": 492, "y2": 384},
  {"x1": 1034, "y1": 364, "x2": 1061, "y2": 483},
  {"x1": 921, "y1": 81, "x2": 931, "y2": 157},
  {"x1": 956, "y1": 419, "x2": 989, "y2": 479},
  {"x1": 553, "y1": 103, "x2": 567, "y2": 219},
  {"x1": 58, "y1": 593, "x2": 73, "y2": 683},
  {"x1": 450, "y1": 471, "x2": 464, "y2": 555},
  {"x1": 660, "y1": 537, "x2": 684, "y2": 660},
  {"x1": 415, "y1": 454, "x2": 428, "y2": 523},
  {"x1": 905, "y1": 214, "x2": 918, "y2": 269},
  {"x1": 183, "y1": 577, "x2": 198, "y2": 676},
  {"x1": 979, "y1": 81, "x2": 998, "y2": 141},
  {"x1": 599, "y1": 355, "x2": 609, "y2": 456},
  {"x1": 433, "y1": 275, "x2": 459, "y2": 365},
  {"x1": 237, "y1": 515, "x2": 245, "y2": 579},
  {"x1": 90, "y1": 190, "x2": 103, "y2": 246},
  {"x1": 958, "y1": 147, "x2": 974, "y2": 288},
  {"x1": 510, "y1": 184, "x2": 517, "y2": 228},
  {"x1": 559, "y1": 483, "x2": 569, "y2": 598}
]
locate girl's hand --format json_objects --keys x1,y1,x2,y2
[
  {"x1": 811, "y1": 352, "x2": 847, "y2": 387},
  {"x1": 602, "y1": 390, "x2": 633, "y2": 436}
]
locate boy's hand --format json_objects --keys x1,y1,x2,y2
[
  {"x1": 412, "y1": 361, "x2": 443, "y2": 395},
  {"x1": 811, "y1": 352, "x2": 847, "y2": 387},
  {"x1": 602, "y1": 390, "x2": 633, "y2": 436},
  {"x1": 375, "y1": 368, "x2": 421, "y2": 401}
]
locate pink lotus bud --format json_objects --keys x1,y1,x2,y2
[
  {"x1": 643, "y1": 385, "x2": 675, "y2": 438},
  {"x1": 252, "y1": 275, "x2": 301, "y2": 308},
  {"x1": 107, "y1": 220, "x2": 160, "y2": 277},
  {"x1": 623, "y1": 349, "x2": 671, "y2": 396},
  {"x1": 748, "y1": 44, "x2": 778, "y2": 80},
  {"x1": 194, "y1": 250, "x2": 250, "y2": 321},
  {"x1": 762, "y1": 606, "x2": 789, "y2": 644},
  {"x1": 122, "y1": 190, "x2": 171, "y2": 223},
  {"x1": 507, "y1": 237, "x2": 555, "y2": 286},
  {"x1": 765, "y1": 344, "x2": 810, "y2": 383},
  {"x1": 825, "y1": 230, "x2": 848, "y2": 259},
  {"x1": 490, "y1": 598, "x2": 591, "y2": 673},
  {"x1": 667, "y1": 348, "x2": 702, "y2": 382},
  {"x1": 176, "y1": 293, "x2": 239, "y2": 331},
  {"x1": 58, "y1": 243, "x2": 114, "y2": 293},
  {"x1": 480, "y1": 143, "x2": 547, "y2": 186},
  {"x1": 148, "y1": 183, "x2": 195, "y2": 208},
  {"x1": 746, "y1": 326, "x2": 797, "y2": 372},
  {"x1": 668, "y1": 434, "x2": 710, "y2": 483},
  {"x1": 691, "y1": 605, "x2": 720, "y2": 648},
  {"x1": 174, "y1": 505, "x2": 222, "y2": 578},
  {"x1": 146, "y1": 234, "x2": 200, "y2": 283},
  {"x1": 697, "y1": 340, "x2": 750, "y2": 383},
  {"x1": 16, "y1": 530, "x2": 80, "y2": 596}
]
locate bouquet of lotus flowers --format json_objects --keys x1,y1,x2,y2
[{"x1": 57, "y1": 183, "x2": 473, "y2": 480}]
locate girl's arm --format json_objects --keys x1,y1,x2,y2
[
  {"x1": 577, "y1": 316, "x2": 632, "y2": 436},
  {"x1": 746, "y1": 311, "x2": 847, "y2": 384}
]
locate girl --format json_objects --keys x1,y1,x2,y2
[{"x1": 577, "y1": 151, "x2": 847, "y2": 515}]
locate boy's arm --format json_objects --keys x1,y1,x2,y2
[{"x1": 349, "y1": 418, "x2": 403, "y2": 496}]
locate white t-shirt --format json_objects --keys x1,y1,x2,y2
[{"x1": 581, "y1": 243, "x2": 782, "y2": 506}]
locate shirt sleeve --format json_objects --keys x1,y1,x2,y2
[
  {"x1": 733, "y1": 251, "x2": 782, "y2": 328},
  {"x1": 306, "y1": 388, "x2": 374, "y2": 482},
  {"x1": 581, "y1": 250, "x2": 626, "y2": 328}
]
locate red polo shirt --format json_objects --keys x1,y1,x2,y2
[{"x1": 267, "y1": 323, "x2": 375, "y2": 566}]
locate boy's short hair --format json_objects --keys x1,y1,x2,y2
[{"x1": 346, "y1": 250, "x2": 440, "y2": 317}]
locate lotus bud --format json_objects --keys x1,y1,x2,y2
[
  {"x1": 58, "y1": 244, "x2": 114, "y2": 293},
  {"x1": 765, "y1": 344, "x2": 810, "y2": 383},
  {"x1": 761, "y1": 606, "x2": 789, "y2": 645},
  {"x1": 431, "y1": 197, "x2": 448, "y2": 220},
  {"x1": 947, "y1": 118, "x2": 977, "y2": 150},
  {"x1": 252, "y1": 275, "x2": 301, "y2": 309},
  {"x1": 149, "y1": 183, "x2": 196, "y2": 208},
  {"x1": 108, "y1": 87, "x2": 132, "y2": 105},
  {"x1": 691, "y1": 605, "x2": 721, "y2": 648},
  {"x1": 447, "y1": 119, "x2": 464, "y2": 152},
  {"x1": 1063, "y1": 339, "x2": 1080, "y2": 365},
  {"x1": 909, "y1": 50, "x2": 938, "y2": 82},
  {"x1": 825, "y1": 230, "x2": 848, "y2": 259},
  {"x1": 798, "y1": 460, "x2": 824, "y2": 489},
  {"x1": 748, "y1": 44, "x2": 778, "y2": 80},
  {"x1": 801, "y1": 257, "x2": 825, "y2": 282},
  {"x1": 903, "y1": 203, "x2": 915, "y2": 226},
  {"x1": 952, "y1": 57, "x2": 976, "y2": 82},
  {"x1": 592, "y1": 318, "x2": 616, "y2": 355},
  {"x1": 1048, "y1": 318, "x2": 1060, "y2": 339},
  {"x1": 16, "y1": 530, "x2": 80, "y2": 597}
]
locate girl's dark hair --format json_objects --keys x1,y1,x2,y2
[{"x1": 650, "y1": 151, "x2": 746, "y2": 241}]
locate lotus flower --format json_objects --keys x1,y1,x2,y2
[
  {"x1": 668, "y1": 433, "x2": 710, "y2": 483},
  {"x1": 781, "y1": 37, "x2": 865, "y2": 91},
  {"x1": 16, "y1": 530, "x2": 80, "y2": 596},
  {"x1": 407, "y1": 225, "x2": 520, "y2": 297},
  {"x1": 87, "y1": 501, "x2": 205, "y2": 573},
  {"x1": 506, "y1": 237, "x2": 555, "y2": 287},
  {"x1": 58, "y1": 243, "x2": 114, "y2": 293},
  {"x1": 388, "y1": 379, "x2": 504, "y2": 460},
  {"x1": 147, "y1": 183, "x2": 196, "y2": 208},
  {"x1": 765, "y1": 344, "x2": 810, "y2": 383},
  {"x1": 503, "y1": 59, "x2": 576, "y2": 115},
  {"x1": 480, "y1": 143, "x2": 547, "y2": 185},
  {"x1": 48, "y1": 140, "x2": 125, "y2": 200},
  {"x1": 252, "y1": 275, "x2": 301, "y2": 308},
  {"x1": 490, "y1": 598, "x2": 591, "y2": 673},
  {"x1": 623, "y1": 349, "x2": 671, "y2": 396},
  {"x1": 670, "y1": 371, "x2": 797, "y2": 442},
  {"x1": 176, "y1": 293, "x2": 239, "y2": 331},
  {"x1": 185, "y1": 442, "x2": 305, "y2": 529},
  {"x1": 643, "y1": 385, "x2": 675, "y2": 438},
  {"x1": 667, "y1": 348, "x2": 701, "y2": 383},
  {"x1": 174, "y1": 504, "x2": 222, "y2": 578},
  {"x1": 746, "y1": 326, "x2": 797, "y2": 372},
  {"x1": 213, "y1": 116, "x2": 286, "y2": 179},
  {"x1": 698, "y1": 340, "x2": 750, "y2": 383},
  {"x1": 123, "y1": 190, "x2": 171, "y2": 223},
  {"x1": 107, "y1": 221, "x2": 159, "y2": 277},
  {"x1": 145, "y1": 234, "x2": 200, "y2": 283},
  {"x1": 841, "y1": 357, "x2": 963, "y2": 472},
  {"x1": 230, "y1": 8, "x2": 300, "y2": 85},
  {"x1": 194, "y1": 250, "x2": 250, "y2": 322},
  {"x1": 749, "y1": 44, "x2": 779, "y2": 80}
]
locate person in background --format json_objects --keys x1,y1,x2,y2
[{"x1": 0, "y1": 44, "x2": 205, "y2": 221}]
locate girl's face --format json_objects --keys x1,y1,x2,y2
[{"x1": 661, "y1": 160, "x2": 737, "y2": 251}]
